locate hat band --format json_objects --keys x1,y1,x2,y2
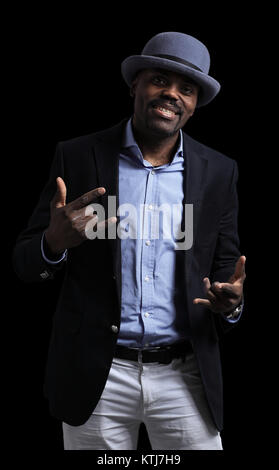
[{"x1": 149, "y1": 53, "x2": 203, "y2": 72}]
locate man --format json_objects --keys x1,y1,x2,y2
[{"x1": 13, "y1": 32, "x2": 246, "y2": 450}]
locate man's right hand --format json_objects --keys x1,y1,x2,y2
[{"x1": 45, "y1": 177, "x2": 117, "y2": 255}]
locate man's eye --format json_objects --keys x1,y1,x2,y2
[
  {"x1": 152, "y1": 76, "x2": 167, "y2": 86},
  {"x1": 181, "y1": 86, "x2": 193, "y2": 95}
]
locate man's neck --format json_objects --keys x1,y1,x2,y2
[{"x1": 132, "y1": 121, "x2": 180, "y2": 167}]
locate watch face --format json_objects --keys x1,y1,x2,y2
[
  {"x1": 232, "y1": 305, "x2": 242, "y2": 318},
  {"x1": 226, "y1": 304, "x2": 242, "y2": 319}
]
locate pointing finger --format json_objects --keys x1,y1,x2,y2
[
  {"x1": 193, "y1": 298, "x2": 211, "y2": 307},
  {"x1": 69, "y1": 187, "x2": 106, "y2": 210},
  {"x1": 94, "y1": 216, "x2": 118, "y2": 232},
  {"x1": 85, "y1": 216, "x2": 117, "y2": 240}
]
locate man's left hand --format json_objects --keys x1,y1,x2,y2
[{"x1": 193, "y1": 256, "x2": 246, "y2": 314}]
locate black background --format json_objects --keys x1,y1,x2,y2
[{"x1": 7, "y1": 6, "x2": 263, "y2": 454}]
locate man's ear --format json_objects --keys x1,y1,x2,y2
[
  {"x1": 130, "y1": 84, "x2": 136, "y2": 98},
  {"x1": 130, "y1": 77, "x2": 138, "y2": 98}
]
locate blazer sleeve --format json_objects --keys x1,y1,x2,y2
[
  {"x1": 210, "y1": 159, "x2": 243, "y2": 333},
  {"x1": 12, "y1": 143, "x2": 66, "y2": 282}
]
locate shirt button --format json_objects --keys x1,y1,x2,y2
[
  {"x1": 148, "y1": 204, "x2": 153, "y2": 210},
  {"x1": 145, "y1": 240, "x2": 151, "y2": 246},
  {"x1": 151, "y1": 170, "x2": 155, "y2": 175},
  {"x1": 144, "y1": 276, "x2": 150, "y2": 282},
  {"x1": 111, "y1": 325, "x2": 119, "y2": 333},
  {"x1": 144, "y1": 312, "x2": 150, "y2": 318}
]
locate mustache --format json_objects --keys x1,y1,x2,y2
[{"x1": 149, "y1": 99, "x2": 182, "y2": 115}]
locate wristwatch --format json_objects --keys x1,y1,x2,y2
[{"x1": 224, "y1": 301, "x2": 243, "y2": 320}]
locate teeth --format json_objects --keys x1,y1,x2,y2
[{"x1": 155, "y1": 106, "x2": 175, "y2": 116}]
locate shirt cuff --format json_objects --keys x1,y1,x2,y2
[{"x1": 41, "y1": 232, "x2": 67, "y2": 265}]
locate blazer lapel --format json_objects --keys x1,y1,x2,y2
[
  {"x1": 92, "y1": 119, "x2": 128, "y2": 309},
  {"x1": 182, "y1": 132, "x2": 209, "y2": 283}
]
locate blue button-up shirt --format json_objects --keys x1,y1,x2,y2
[{"x1": 117, "y1": 118, "x2": 190, "y2": 348}]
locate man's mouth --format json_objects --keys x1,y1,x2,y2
[{"x1": 152, "y1": 105, "x2": 180, "y2": 120}]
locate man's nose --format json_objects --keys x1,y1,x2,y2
[{"x1": 160, "y1": 84, "x2": 179, "y2": 101}]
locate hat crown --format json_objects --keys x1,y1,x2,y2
[{"x1": 141, "y1": 32, "x2": 210, "y2": 75}]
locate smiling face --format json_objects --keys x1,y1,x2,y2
[{"x1": 131, "y1": 68, "x2": 199, "y2": 140}]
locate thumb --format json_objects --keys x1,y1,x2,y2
[
  {"x1": 52, "y1": 177, "x2": 67, "y2": 208},
  {"x1": 229, "y1": 255, "x2": 246, "y2": 283}
]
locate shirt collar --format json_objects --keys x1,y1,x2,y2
[{"x1": 122, "y1": 117, "x2": 184, "y2": 165}]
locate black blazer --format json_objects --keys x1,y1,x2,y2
[{"x1": 13, "y1": 119, "x2": 241, "y2": 431}]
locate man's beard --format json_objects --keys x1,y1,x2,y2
[{"x1": 145, "y1": 117, "x2": 181, "y2": 138}]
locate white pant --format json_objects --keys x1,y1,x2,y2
[{"x1": 63, "y1": 352, "x2": 222, "y2": 450}]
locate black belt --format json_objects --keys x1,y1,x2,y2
[{"x1": 114, "y1": 341, "x2": 193, "y2": 365}]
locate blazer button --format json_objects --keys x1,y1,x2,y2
[
  {"x1": 111, "y1": 325, "x2": 119, "y2": 333},
  {"x1": 40, "y1": 270, "x2": 50, "y2": 279},
  {"x1": 112, "y1": 275, "x2": 116, "y2": 280}
]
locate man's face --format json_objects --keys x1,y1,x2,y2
[{"x1": 131, "y1": 68, "x2": 199, "y2": 138}]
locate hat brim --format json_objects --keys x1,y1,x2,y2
[{"x1": 121, "y1": 55, "x2": 221, "y2": 107}]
